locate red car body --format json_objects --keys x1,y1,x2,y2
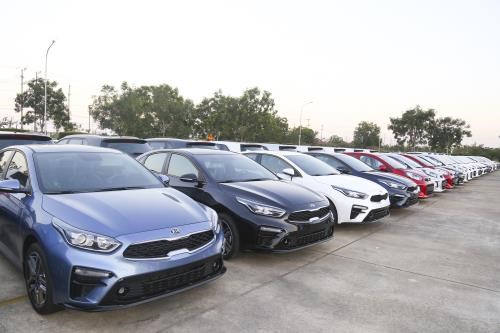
[
  {"x1": 401, "y1": 153, "x2": 454, "y2": 189},
  {"x1": 345, "y1": 152, "x2": 434, "y2": 198}
]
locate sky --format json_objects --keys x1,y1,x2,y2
[{"x1": 0, "y1": 0, "x2": 499, "y2": 146}]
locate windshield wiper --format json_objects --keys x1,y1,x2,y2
[
  {"x1": 94, "y1": 186, "x2": 147, "y2": 192},
  {"x1": 45, "y1": 190, "x2": 85, "y2": 195},
  {"x1": 244, "y1": 178, "x2": 272, "y2": 182}
]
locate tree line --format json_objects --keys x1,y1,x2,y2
[{"x1": 10, "y1": 79, "x2": 495, "y2": 158}]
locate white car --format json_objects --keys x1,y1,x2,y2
[{"x1": 243, "y1": 151, "x2": 391, "y2": 224}]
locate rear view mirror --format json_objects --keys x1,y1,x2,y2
[
  {"x1": 277, "y1": 168, "x2": 295, "y2": 180},
  {"x1": 337, "y1": 166, "x2": 350, "y2": 174},
  {"x1": 157, "y1": 174, "x2": 170, "y2": 186},
  {"x1": 379, "y1": 165, "x2": 388, "y2": 172},
  {"x1": 180, "y1": 173, "x2": 198, "y2": 183}
]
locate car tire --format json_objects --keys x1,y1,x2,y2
[
  {"x1": 329, "y1": 201, "x2": 339, "y2": 225},
  {"x1": 23, "y1": 243, "x2": 61, "y2": 315},
  {"x1": 219, "y1": 213, "x2": 240, "y2": 260}
]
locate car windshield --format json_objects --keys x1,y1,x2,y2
[
  {"x1": 420, "y1": 155, "x2": 444, "y2": 166},
  {"x1": 0, "y1": 138, "x2": 53, "y2": 150},
  {"x1": 286, "y1": 154, "x2": 339, "y2": 176},
  {"x1": 196, "y1": 154, "x2": 278, "y2": 183},
  {"x1": 389, "y1": 154, "x2": 422, "y2": 168},
  {"x1": 410, "y1": 155, "x2": 432, "y2": 166},
  {"x1": 377, "y1": 154, "x2": 408, "y2": 169},
  {"x1": 102, "y1": 140, "x2": 152, "y2": 156},
  {"x1": 35, "y1": 152, "x2": 163, "y2": 194},
  {"x1": 334, "y1": 154, "x2": 373, "y2": 172}
]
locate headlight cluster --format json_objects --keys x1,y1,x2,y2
[
  {"x1": 332, "y1": 186, "x2": 368, "y2": 199},
  {"x1": 236, "y1": 197, "x2": 286, "y2": 217},
  {"x1": 379, "y1": 180, "x2": 406, "y2": 190},
  {"x1": 207, "y1": 207, "x2": 221, "y2": 232},
  {"x1": 405, "y1": 171, "x2": 424, "y2": 181},
  {"x1": 52, "y1": 218, "x2": 121, "y2": 252}
]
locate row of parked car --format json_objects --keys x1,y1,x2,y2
[{"x1": 0, "y1": 131, "x2": 497, "y2": 314}]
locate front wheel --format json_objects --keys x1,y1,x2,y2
[
  {"x1": 329, "y1": 201, "x2": 339, "y2": 225},
  {"x1": 219, "y1": 213, "x2": 240, "y2": 260},
  {"x1": 24, "y1": 243, "x2": 61, "y2": 315}
]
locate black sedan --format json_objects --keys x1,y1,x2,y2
[
  {"x1": 137, "y1": 149, "x2": 334, "y2": 259},
  {"x1": 305, "y1": 151, "x2": 420, "y2": 208}
]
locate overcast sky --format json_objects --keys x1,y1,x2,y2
[{"x1": 1, "y1": 0, "x2": 499, "y2": 146}]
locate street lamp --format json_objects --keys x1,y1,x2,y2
[
  {"x1": 20, "y1": 67, "x2": 27, "y2": 130},
  {"x1": 44, "y1": 40, "x2": 55, "y2": 134},
  {"x1": 298, "y1": 101, "x2": 313, "y2": 145}
]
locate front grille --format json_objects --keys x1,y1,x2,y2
[
  {"x1": 426, "y1": 183, "x2": 435, "y2": 195},
  {"x1": 441, "y1": 180, "x2": 446, "y2": 189},
  {"x1": 123, "y1": 230, "x2": 214, "y2": 259},
  {"x1": 363, "y1": 207, "x2": 390, "y2": 223},
  {"x1": 100, "y1": 255, "x2": 224, "y2": 306},
  {"x1": 288, "y1": 206, "x2": 330, "y2": 222},
  {"x1": 407, "y1": 186, "x2": 418, "y2": 193},
  {"x1": 278, "y1": 226, "x2": 334, "y2": 250},
  {"x1": 370, "y1": 193, "x2": 388, "y2": 202}
]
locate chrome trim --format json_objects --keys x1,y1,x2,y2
[
  {"x1": 289, "y1": 211, "x2": 332, "y2": 224},
  {"x1": 122, "y1": 229, "x2": 216, "y2": 261}
]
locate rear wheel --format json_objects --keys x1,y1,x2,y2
[
  {"x1": 219, "y1": 213, "x2": 240, "y2": 260},
  {"x1": 24, "y1": 243, "x2": 61, "y2": 315}
]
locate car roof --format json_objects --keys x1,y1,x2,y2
[
  {"x1": 0, "y1": 132, "x2": 52, "y2": 140},
  {"x1": 147, "y1": 148, "x2": 236, "y2": 156},
  {"x1": 243, "y1": 150, "x2": 303, "y2": 157},
  {"x1": 9, "y1": 144, "x2": 121, "y2": 154},
  {"x1": 61, "y1": 134, "x2": 144, "y2": 141}
]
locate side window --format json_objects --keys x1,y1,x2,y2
[
  {"x1": 0, "y1": 150, "x2": 13, "y2": 178},
  {"x1": 167, "y1": 154, "x2": 199, "y2": 178},
  {"x1": 260, "y1": 155, "x2": 292, "y2": 174},
  {"x1": 144, "y1": 153, "x2": 168, "y2": 173},
  {"x1": 245, "y1": 153, "x2": 258, "y2": 162},
  {"x1": 360, "y1": 155, "x2": 382, "y2": 169},
  {"x1": 316, "y1": 155, "x2": 345, "y2": 169},
  {"x1": 57, "y1": 139, "x2": 69, "y2": 145},
  {"x1": 5, "y1": 152, "x2": 29, "y2": 188},
  {"x1": 68, "y1": 138, "x2": 83, "y2": 145}
]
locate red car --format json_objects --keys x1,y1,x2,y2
[
  {"x1": 401, "y1": 153, "x2": 454, "y2": 189},
  {"x1": 345, "y1": 152, "x2": 434, "y2": 198}
]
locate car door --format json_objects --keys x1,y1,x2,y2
[
  {"x1": 0, "y1": 151, "x2": 31, "y2": 262},
  {"x1": 165, "y1": 153, "x2": 212, "y2": 205}
]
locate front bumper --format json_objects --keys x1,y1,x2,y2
[{"x1": 389, "y1": 189, "x2": 419, "y2": 208}]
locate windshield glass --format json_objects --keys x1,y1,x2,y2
[
  {"x1": 35, "y1": 152, "x2": 163, "y2": 194},
  {"x1": 287, "y1": 154, "x2": 339, "y2": 176},
  {"x1": 0, "y1": 138, "x2": 53, "y2": 150},
  {"x1": 377, "y1": 154, "x2": 408, "y2": 169},
  {"x1": 335, "y1": 154, "x2": 373, "y2": 172},
  {"x1": 102, "y1": 141, "x2": 152, "y2": 156},
  {"x1": 420, "y1": 155, "x2": 443, "y2": 166},
  {"x1": 196, "y1": 154, "x2": 278, "y2": 183},
  {"x1": 410, "y1": 155, "x2": 431, "y2": 166},
  {"x1": 389, "y1": 154, "x2": 422, "y2": 168}
]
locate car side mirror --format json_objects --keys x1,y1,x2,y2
[
  {"x1": 0, "y1": 179, "x2": 29, "y2": 193},
  {"x1": 277, "y1": 168, "x2": 295, "y2": 180},
  {"x1": 157, "y1": 174, "x2": 170, "y2": 186},
  {"x1": 378, "y1": 165, "x2": 388, "y2": 172},
  {"x1": 337, "y1": 166, "x2": 350, "y2": 174},
  {"x1": 180, "y1": 173, "x2": 198, "y2": 183}
]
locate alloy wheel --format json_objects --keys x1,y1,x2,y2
[{"x1": 26, "y1": 252, "x2": 47, "y2": 308}]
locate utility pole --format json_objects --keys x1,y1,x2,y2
[
  {"x1": 33, "y1": 71, "x2": 40, "y2": 132},
  {"x1": 67, "y1": 84, "x2": 71, "y2": 120},
  {"x1": 88, "y1": 109, "x2": 91, "y2": 133},
  {"x1": 298, "y1": 101, "x2": 313, "y2": 145},
  {"x1": 320, "y1": 125, "x2": 324, "y2": 141},
  {"x1": 306, "y1": 118, "x2": 310, "y2": 128},
  {"x1": 44, "y1": 40, "x2": 55, "y2": 134},
  {"x1": 20, "y1": 68, "x2": 27, "y2": 129}
]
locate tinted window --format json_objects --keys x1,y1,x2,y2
[
  {"x1": 0, "y1": 150, "x2": 13, "y2": 177},
  {"x1": 376, "y1": 154, "x2": 407, "y2": 169},
  {"x1": 389, "y1": 154, "x2": 422, "y2": 168},
  {"x1": 144, "y1": 153, "x2": 168, "y2": 173},
  {"x1": 167, "y1": 154, "x2": 199, "y2": 178},
  {"x1": 314, "y1": 155, "x2": 346, "y2": 170},
  {"x1": 196, "y1": 154, "x2": 277, "y2": 182},
  {"x1": 286, "y1": 154, "x2": 339, "y2": 176},
  {"x1": 360, "y1": 155, "x2": 383, "y2": 169},
  {"x1": 0, "y1": 138, "x2": 53, "y2": 150},
  {"x1": 335, "y1": 154, "x2": 373, "y2": 172},
  {"x1": 6, "y1": 152, "x2": 29, "y2": 188},
  {"x1": 102, "y1": 140, "x2": 152, "y2": 156},
  {"x1": 68, "y1": 138, "x2": 84, "y2": 145},
  {"x1": 57, "y1": 139, "x2": 69, "y2": 145},
  {"x1": 148, "y1": 141, "x2": 167, "y2": 149},
  {"x1": 245, "y1": 153, "x2": 258, "y2": 161},
  {"x1": 261, "y1": 155, "x2": 294, "y2": 175},
  {"x1": 35, "y1": 152, "x2": 162, "y2": 194}
]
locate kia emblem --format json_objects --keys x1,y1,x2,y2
[{"x1": 171, "y1": 228, "x2": 181, "y2": 234}]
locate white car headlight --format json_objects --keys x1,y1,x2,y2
[
  {"x1": 379, "y1": 180, "x2": 407, "y2": 190},
  {"x1": 332, "y1": 186, "x2": 369, "y2": 199},
  {"x1": 206, "y1": 207, "x2": 221, "y2": 232},
  {"x1": 52, "y1": 217, "x2": 121, "y2": 252},
  {"x1": 405, "y1": 171, "x2": 424, "y2": 181},
  {"x1": 236, "y1": 197, "x2": 286, "y2": 217}
]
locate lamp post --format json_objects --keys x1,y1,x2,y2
[
  {"x1": 44, "y1": 40, "x2": 55, "y2": 134},
  {"x1": 20, "y1": 67, "x2": 27, "y2": 130},
  {"x1": 298, "y1": 101, "x2": 313, "y2": 145}
]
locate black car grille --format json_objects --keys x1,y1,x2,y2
[
  {"x1": 363, "y1": 207, "x2": 390, "y2": 223},
  {"x1": 441, "y1": 180, "x2": 447, "y2": 188},
  {"x1": 278, "y1": 225, "x2": 334, "y2": 250},
  {"x1": 427, "y1": 183, "x2": 435, "y2": 195},
  {"x1": 407, "y1": 186, "x2": 418, "y2": 193},
  {"x1": 288, "y1": 206, "x2": 330, "y2": 222},
  {"x1": 370, "y1": 193, "x2": 388, "y2": 202},
  {"x1": 100, "y1": 255, "x2": 224, "y2": 306},
  {"x1": 123, "y1": 230, "x2": 214, "y2": 259}
]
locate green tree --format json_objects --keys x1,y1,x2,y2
[
  {"x1": 286, "y1": 127, "x2": 318, "y2": 145},
  {"x1": 353, "y1": 121, "x2": 381, "y2": 147},
  {"x1": 327, "y1": 135, "x2": 349, "y2": 147},
  {"x1": 388, "y1": 105, "x2": 436, "y2": 149},
  {"x1": 14, "y1": 78, "x2": 73, "y2": 132},
  {"x1": 427, "y1": 117, "x2": 472, "y2": 152}
]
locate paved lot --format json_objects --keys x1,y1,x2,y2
[{"x1": 0, "y1": 173, "x2": 499, "y2": 332}]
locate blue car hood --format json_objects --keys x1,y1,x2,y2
[{"x1": 42, "y1": 188, "x2": 209, "y2": 237}]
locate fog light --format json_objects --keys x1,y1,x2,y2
[
  {"x1": 212, "y1": 259, "x2": 222, "y2": 272},
  {"x1": 117, "y1": 286, "x2": 129, "y2": 296},
  {"x1": 74, "y1": 267, "x2": 112, "y2": 278},
  {"x1": 260, "y1": 226, "x2": 283, "y2": 233},
  {"x1": 282, "y1": 238, "x2": 291, "y2": 246}
]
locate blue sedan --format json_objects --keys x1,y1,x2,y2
[{"x1": 0, "y1": 145, "x2": 225, "y2": 314}]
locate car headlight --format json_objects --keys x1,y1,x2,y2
[
  {"x1": 332, "y1": 186, "x2": 368, "y2": 199},
  {"x1": 236, "y1": 197, "x2": 286, "y2": 217},
  {"x1": 405, "y1": 171, "x2": 424, "y2": 181},
  {"x1": 206, "y1": 207, "x2": 221, "y2": 232},
  {"x1": 379, "y1": 180, "x2": 407, "y2": 190},
  {"x1": 52, "y1": 217, "x2": 121, "y2": 252}
]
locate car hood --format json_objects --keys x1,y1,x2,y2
[
  {"x1": 219, "y1": 180, "x2": 327, "y2": 209},
  {"x1": 313, "y1": 174, "x2": 387, "y2": 195},
  {"x1": 363, "y1": 171, "x2": 417, "y2": 187},
  {"x1": 42, "y1": 188, "x2": 210, "y2": 237}
]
